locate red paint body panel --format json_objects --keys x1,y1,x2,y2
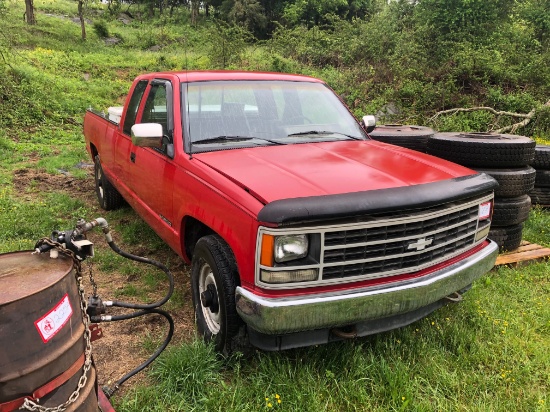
[
  {"x1": 84, "y1": 70, "x2": 484, "y2": 297},
  {"x1": 194, "y1": 140, "x2": 476, "y2": 203}
]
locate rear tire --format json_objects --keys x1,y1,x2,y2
[
  {"x1": 474, "y1": 167, "x2": 535, "y2": 198},
  {"x1": 529, "y1": 186, "x2": 550, "y2": 206},
  {"x1": 491, "y1": 195, "x2": 531, "y2": 227},
  {"x1": 191, "y1": 235, "x2": 242, "y2": 354},
  {"x1": 94, "y1": 155, "x2": 123, "y2": 210},
  {"x1": 488, "y1": 223, "x2": 524, "y2": 252},
  {"x1": 368, "y1": 125, "x2": 434, "y2": 152},
  {"x1": 534, "y1": 169, "x2": 550, "y2": 187},
  {"x1": 427, "y1": 132, "x2": 535, "y2": 168},
  {"x1": 532, "y1": 145, "x2": 550, "y2": 169}
]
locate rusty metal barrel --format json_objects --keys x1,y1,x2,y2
[{"x1": 0, "y1": 251, "x2": 99, "y2": 411}]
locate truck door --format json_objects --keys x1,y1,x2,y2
[
  {"x1": 113, "y1": 80, "x2": 148, "y2": 187},
  {"x1": 129, "y1": 79, "x2": 176, "y2": 233}
]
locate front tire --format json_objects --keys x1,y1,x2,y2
[{"x1": 191, "y1": 235, "x2": 242, "y2": 354}]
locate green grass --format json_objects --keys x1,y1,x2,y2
[
  {"x1": 116, "y1": 260, "x2": 549, "y2": 411},
  {"x1": 0, "y1": 189, "x2": 90, "y2": 253},
  {"x1": 116, "y1": 259, "x2": 550, "y2": 411},
  {"x1": 1, "y1": 1, "x2": 549, "y2": 411}
]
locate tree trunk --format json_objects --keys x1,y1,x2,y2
[
  {"x1": 25, "y1": 0, "x2": 36, "y2": 25},
  {"x1": 78, "y1": 0, "x2": 86, "y2": 41},
  {"x1": 191, "y1": 0, "x2": 199, "y2": 25}
]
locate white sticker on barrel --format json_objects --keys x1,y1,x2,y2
[{"x1": 34, "y1": 294, "x2": 73, "y2": 343}]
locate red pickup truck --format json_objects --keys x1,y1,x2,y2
[{"x1": 84, "y1": 71, "x2": 498, "y2": 352}]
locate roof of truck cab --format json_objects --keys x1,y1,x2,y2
[{"x1": 164, "y1": 71, "x2": 325, "y2": 83}]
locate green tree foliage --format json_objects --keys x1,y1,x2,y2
[
  {"x1": 282, "y1": 0, "x2": 348, "y2": 26},
  {"x1": 414, "y1": 0, "x2": 515, "y2": 42},
  {"x1": 2, "y1": 0, "x2": 548, "y2": 136},
  {"x1": 207, "y1": 21, "x2": 254, "y2": 68},
  {"x1": 516, "y1": 0, "x2": 550, "y2": 48},
  {"x1": 226, "y1": 0, "x2": 267, "y2": 35}
]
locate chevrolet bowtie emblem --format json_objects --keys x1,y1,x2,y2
[{"x1": 407, "y1": 237, "x2": 433, "y2": 251}]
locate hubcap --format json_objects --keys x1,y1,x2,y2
[
  {"x1": 198, "y1": 262, "x2": 220, "y2": 334},
  {"x1": 201, "y1": 284, "x2": 219, "y2": 313}
]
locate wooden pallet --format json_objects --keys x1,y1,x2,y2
[{"x1": 495, "y1": 241, "x2": 550, "y2": 267}]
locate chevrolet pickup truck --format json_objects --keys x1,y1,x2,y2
[{"x1": 83, "y1": 71, "x2": 498, "y2": 352}]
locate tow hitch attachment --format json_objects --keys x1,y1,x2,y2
[{"x1": 445, "y1": 291, "x2": 464, "y2": 303}]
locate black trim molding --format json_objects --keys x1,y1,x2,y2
[{"x1": 258, "y1": 173, "x2": 497, "y2": 225}]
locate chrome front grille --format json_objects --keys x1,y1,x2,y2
[
  {"x1": 321, "y1": 200, "x2": 486, "y2": 281},
  {"x1": 256, "y1": 193, "x2": 493, "y2": 289},
  {"x1": 324, "y1": 206, "x2": 478, "y2": 248}
]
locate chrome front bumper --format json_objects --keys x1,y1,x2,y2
[{"x1": 236, "y1": 241, "x2": 498, "y2": 335}]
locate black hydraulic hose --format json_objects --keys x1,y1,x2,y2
[
  {"x1": 100, "y1": 308, "x2": 175, "y2": 399},
  {"x1": 73, "y1": 218, "x2": 174, "y2": 309},
  {"x1": 106, "y1": 240, "x2": 174, "y2": 310},
  {"x1": 36, "y1": 218, "x2": 177, "y2": 399},
  {"x1": 91, "y1": 309, "x2": 151, "y2": 322}
]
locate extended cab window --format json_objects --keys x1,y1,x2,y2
[{"x1": 122, "y1": 80, "x2": 148, "y2": 135}]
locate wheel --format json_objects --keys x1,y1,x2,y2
[
  {"x1": 191, "y1": 235, "x2": 242, "y2": 354},
  {"x1": 532, "y1": 145, "x2": 550, "y2": 169},
  {"x1": 426, "y1": 132, "x2": 536, "y2": 168},
  {"x1": 474, "y1": 167, "x2": 536, "y2": 197},
  {"x1": 368, "y1": 125, "x2": 434, "y2": 152},
  {"x1": 491, "y1": 195, "x2": 531, "y2": 227},
  {"x1": 534, "y1": 169, "x2": 550, "y2": 187},
  {"x1": 488, "y1": 223, "x2": 524, "y2": 252},
  {"x1": 529, "y1": 186, "x2": 550, "y2": 206},
  {"x1": 94, "y1": 155, "x2": 123, "y2": 210}
]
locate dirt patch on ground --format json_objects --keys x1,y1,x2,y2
[
  {"x1": 13, "y1": 168, "x2": 197, "y2": 397},
  {"x1": 13, "y1": 167, "x2": 96, "y2": 203}
]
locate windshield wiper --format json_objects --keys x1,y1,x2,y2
[
  {"x1": 193, "y1": 135, "x2": 253, "y2": 145},
  {"x1": 193, "y1": 135, "x2": 286, "y2": 146},
  {"x1": 286, "y1": 131, "x2": 363, "y2": 140}
]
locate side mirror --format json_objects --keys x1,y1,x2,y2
[
  {"x1": 131, "y1": 123, "x2": 163, "y2": 148},
  {"x1": 362, "y1": 115, "x2": 376, "y2": 133}
]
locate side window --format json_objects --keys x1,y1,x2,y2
[
  {"x1": 122, "y1": 80, "x2": 148, "y2": 135},
  {"x1": 141, "y1": 83, "x2": 168, "y2": 135},
  {"x1": 141, "y1": 80, "x2": 174, "y2": 157}
]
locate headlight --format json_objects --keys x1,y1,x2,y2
[{"x1": 274, "y1": 234, "x2": 309, "y2": 263}]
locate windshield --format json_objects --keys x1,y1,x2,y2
[{"x1": 182, "y1": 80, "x2": 367, "y2": 152}]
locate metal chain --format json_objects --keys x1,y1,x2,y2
[
  {"x1": 86, "y1": 259, "x2": 98, "y2": 297},
  {"x1": 21, "y1": 239, "x2": 93, "y2": 412}
]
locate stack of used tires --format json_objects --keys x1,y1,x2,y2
[
  {"x1": 530, "y1": 145, "x2": 550, "y2": 207},
  {"x1": 368, "y1": 125, "x2": 434, "y2": 153},
  {"x1": 426, "y1": 132, "x2": 536, "y2": 251}
]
